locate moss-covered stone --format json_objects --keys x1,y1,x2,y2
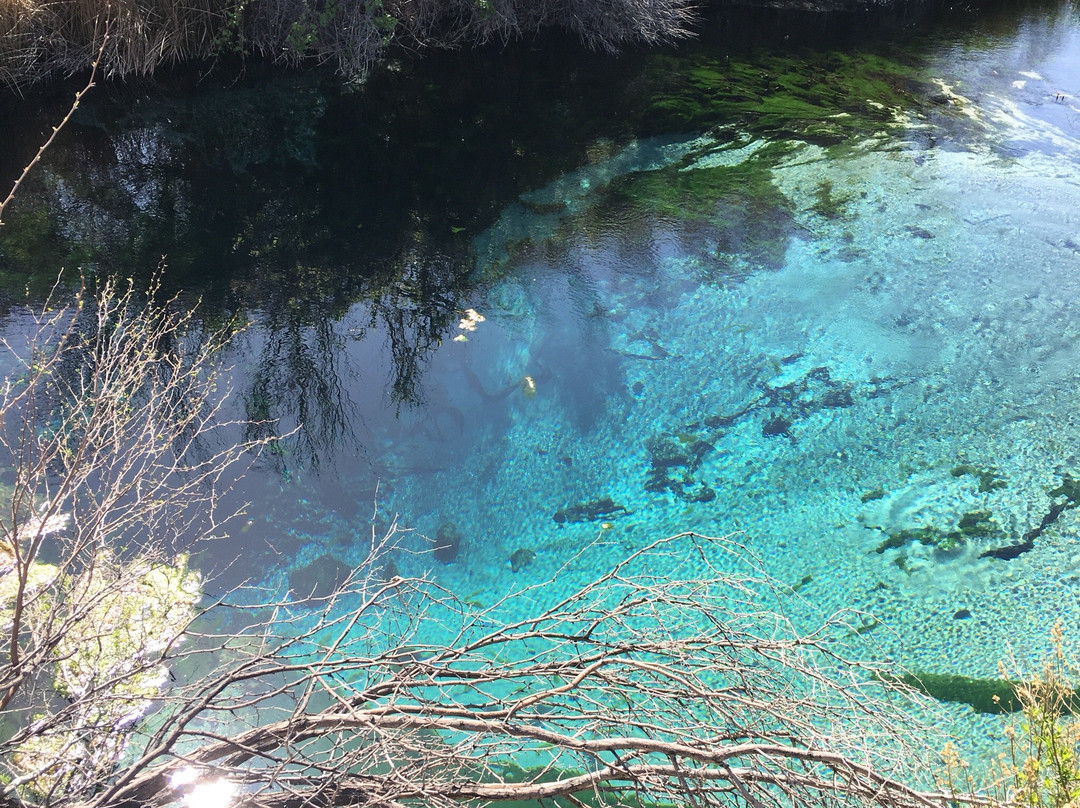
[
  {"x1": 509, "y1": 548, "x2": 537, "y2": 573},
  {"x1": 787, "y1": 573, "x2": 813, "y2": 593},
  {"x1": 875, "y1": 510, "x2": 1002, "y2": 554},
  {"x1": 761, "y1": 365, "x2": 864, "y2": 421},
  {"x1": 957, "y1": 509, "x2": 997, "y2": 537},
  {"x1": 876, "y1": 507, "x2": 1002, "y2": 553},
  {"x1": 13, "y1": 551, "x2": 202, "y2": 796},
  {"x1": 1049, "y1": 474, "x2": 1080, "y2": 505},
  {"x1": 810, "y1": 178, "x2": 854, "y2": 220},
  {"x1": 644, "y1": 430, "x2": 720, "y2": 503},
  {"x1": 876, "y1": 526, "x2": 944, "y2": 554},
  {"x1": 761, "y1": 413, "x2": 793, "y2": 437},
  {"x1": 860, "y1": 487, "x2": 886, "y2": 502},
  {"x1": 645, "y1": 434, "x2": 713, "y2": 472},
  {"x1": 853, "y1": 616, "x2": 880, "y2": 635},
  {"x1": 433, "y1": 523, "x2": 462, "y2": 563}
]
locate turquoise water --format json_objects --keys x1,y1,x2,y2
[
  {"x1": 3, "y1": 0, "x2": 1080, "y2": 768},
  {"x1": 225, "y1": 8, "x2": 1080, "y2": 761}
]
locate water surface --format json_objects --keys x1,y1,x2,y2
[{"x1": 2, "y1": 0, "x2": 1080, "y2": 763}]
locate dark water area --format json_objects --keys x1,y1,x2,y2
[
  {"x1": 3, "y1": 0, "x2": 1080, "y2": 762},
  {"x1": 0, "y1": 2, "x2": 1064, "y2": 306},
  {"x1": 0, "y1": 0, "x2": 1057, "y2": 296}
]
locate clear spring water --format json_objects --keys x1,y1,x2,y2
[{"x1": 3, "y1": 0, "x2": 1080, "y2": 766}]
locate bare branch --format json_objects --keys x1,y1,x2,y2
[{"x1": 0, "y1": 15, "x2": 109, "y2": 224}]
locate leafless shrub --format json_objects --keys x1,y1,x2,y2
[
  {"x1": 18, "y1": 524, "x2": 965, "y2": 808},
  {"x1": 0, "y1": 274, "x2": 265, "y2": 804},
  {"x1": 0, "y1": 0, "x2": 235, "y2": 85},
  {"x1": 0, "y1": 0, "x2": 696, "y2": 87}
]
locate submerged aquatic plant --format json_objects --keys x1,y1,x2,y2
[
  {"x1": 605, "y1": 143, "x2": 798, "y2": 275},
  {"x1": 811, "y1": 178, "x2": 856, "y2": 219},
  {"x1": 645, "y1": 48, "x2": 938, "y2": 143}
]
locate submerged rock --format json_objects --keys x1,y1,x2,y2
[
  {"x1": 553, "y1": 497, "x2": 629, "y2": 524},
  {"x1": 904, "y1": 225, "x2": 935, "y2": 239},
  {"x1": 433, "y1": 523, "x2": 462, "y2": 564},
  {"x1": 509, "y1": 548, "x2": 537, "y2": 573},
  {"x1": 644, "y1": 430, "x2": 716, "y2": 500},
  {"x1": 683, "y1": 484, "x2": 717, "y2": 503},
  {"x1": 289, "y1": 554, "x2": 352, "y2": 600},
  {"x1": 646, "y1": 433, "x2": 714, "y2": 471},
  {"x1": 761, "y1": 414, "x2": 793, "y2": 438}
]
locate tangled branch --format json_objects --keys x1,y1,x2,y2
[{"x1": 58, "y1": 532, "x2": 965, "y2": 808}]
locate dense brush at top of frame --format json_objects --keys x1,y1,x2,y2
[
  {"x1": 0, "y1": 0, "x2": 919, "y2": 89},
  {"x1": 0, "y1": 0, "x2": 691, "y2": 87}
]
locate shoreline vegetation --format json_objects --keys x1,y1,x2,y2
[{"x1": 0, "y1": 0, "x2": 934, "y2": 89}]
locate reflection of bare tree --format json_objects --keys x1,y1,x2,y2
[
  {"x1": 364, "y1": 255, "x2": 464, "y2": 409},
  {"x1": 243, "y1": 315, "x2": 355, "y2": 474},
  {"x1": 239, "y1": 252, "x2": 469, "y2": 473}
]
